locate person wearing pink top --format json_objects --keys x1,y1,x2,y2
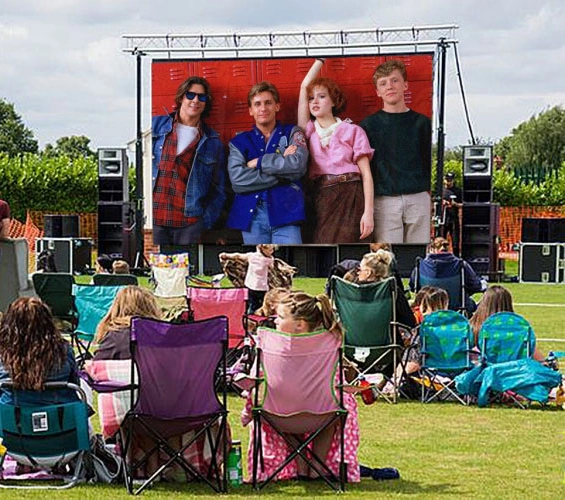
[
  {"x1": 219, "y1": 244, "x2": 275, "y2": 313},
  {"x1": 298, "y1": 59, "x2": 375, "y2": 243}
]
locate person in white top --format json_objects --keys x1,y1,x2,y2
[{"x1": 219, "y1": 244, "x2": 275, "y2": 313}]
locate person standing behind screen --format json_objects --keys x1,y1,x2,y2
[
  {"x1": 361, "y1": 60, "x2": 432, "y2": 243},
  {"x1": 152, "y1": 76, "x2": 226, "y2": 246},
  {"x1": 297, "y1": 59, "x2": 374, "y2": 243},
  {"x1": 441, "y1": 172, "x2": 463, "y2": 256},
  {"x1": 226, "y1": 81, "x2": 308, "y2": 244}
]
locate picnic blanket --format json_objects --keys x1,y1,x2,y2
[{"x1": 455, "y1": 358, "x2": 561, "y2": 407}]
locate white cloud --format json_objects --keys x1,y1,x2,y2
[{"x1": 0, "y1": 0, "x2": 563, "y2": 149}]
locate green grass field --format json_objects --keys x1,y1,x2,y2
[{"x1": 4, "y1": 275, "x2": 565, "y2": 498}]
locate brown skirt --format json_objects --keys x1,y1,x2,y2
[{"x1": 313, "y1": 180, "x2": 365, "y2": 244}]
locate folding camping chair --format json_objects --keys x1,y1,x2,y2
[
  {"x1": 185, "y1": 282, "x2": 251, "y2": 376},
  {"x1": 93, "y1": 274, "x2": 139, "y2": 286},
  {"x1": 120, "y1": 316, "x2": 229, "y2": 494},
  {"x1": 251, "y1": 327, "x2": 347, "y2": 491},
  {"x1": 72, "y1": 284, "x2": 124, "y2": 366},
  {"x1": 330, "y1": 276, "x2": 407, "y2": 403},
  {"x1": 418, "y1": 310, "x2": 474, "y2": 404},
  {"x1": 413, "y1": 256, "x2": 467, "y2": 315},
  {"x1": 479, "y1": 312, "x2": 535, "y2": 364},
  {"x1": 149, "y1": 253, "x2": 190, "y2": 298},
  {"x1": 477, "y1": 312, "x2": 536, "y2": 407},
  {"x1": 0, "y1": 382, "x2": 90, "y2": 490},
  {"x1": 32, "y1": 273, "x2": 78, "y2": 335}
]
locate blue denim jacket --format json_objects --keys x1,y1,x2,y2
[{"x1": 152, "y1": 114, "x2": 226, "y2": 230}]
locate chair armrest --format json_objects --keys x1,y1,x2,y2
[{"x1": 78, "y1": 369, "x2": 135, "y2": 393}]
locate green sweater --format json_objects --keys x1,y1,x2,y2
[{"x1": 360, "y1": 109, "x2": 431, "y2": 196}]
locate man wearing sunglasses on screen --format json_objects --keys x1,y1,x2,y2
[
  {"x1": 152, "y1": 76, "x2": 226, "y2": 248},
  {"x1": 226, "y1": 81, "x2": 308, "y2": 244}
]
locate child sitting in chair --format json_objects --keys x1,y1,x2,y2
[{"x1": 241, "y1": 291, "x2": 361, "y2": 483}]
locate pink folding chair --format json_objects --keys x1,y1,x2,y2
[
  {"x1": 251, "y1": 327, "x2": 347, "y2": 491},
  {"x1": 185, "y1": 286, "x2": 249, "y2": 350}
]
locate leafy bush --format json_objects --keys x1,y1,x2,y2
[{"x1": 0, "y1": 153, "x2": 97, "y2": 220}]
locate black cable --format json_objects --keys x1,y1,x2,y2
[{"x1": 453, "y1": 43, "x2": 476, "y2": 145}]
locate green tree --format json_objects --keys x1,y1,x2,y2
[
  {"x1": 0, "y1": 98, "x2": 38, "y2": 156},
  {"x1": 496, "y1": 105, "x2": 565, "y2": 170},
  {"x1": 43, "y1": 135, "x2": 95, "y2": 159}
]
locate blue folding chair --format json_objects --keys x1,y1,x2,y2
[
  {"x1": 72, "y1": 284, "x2": 124, "y2": 365},
  {"x1": 419, "y1": 310, "x2": 474, "y2": 404},
  {"x1": 414, "y1": 256, "x2": 467, "y2": 315},
  {"x1": 478, "y1": 312, "x2": 535, "y2": 364}
]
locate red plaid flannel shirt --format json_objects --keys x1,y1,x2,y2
[{"x1": 153, "y1": 121, "x2": 200, "y2": 227}]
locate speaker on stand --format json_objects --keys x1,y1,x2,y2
[
  {"x1": 460, "y1": 145, "x2": 500, "y2": 279},
  {"x1": 97, "y1": 148, "x2": 135, "y2": 264}
]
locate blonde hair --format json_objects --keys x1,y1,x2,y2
[
  {"x1": 360, "y1": 249, "x2": 393, "y2": 282},
  {"x1": 112, "y1": 260, "x2": 130, "y2": 274},
  {"x1": 279, "y1": 291, "x2": 342, "y2": 337},
  {"x1": 95, "y1": 286, "x2": 161, "y2": 343},
  {"x1": 257, "y1": 244, "x2": 276, "y2": 256},
  {"x1": 255, "y1": 287, "x2": 290, "y2": 317}
]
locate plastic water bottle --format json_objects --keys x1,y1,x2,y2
[
  {"x1": 358, "y1": 375, "x2": 376, "y2": 405},
  {"x1": 227, "y1": 440, "x2": 243, "y2": 487},
  {"x1": 0, "y1": 438, "x2": 7, "y2": 470}
]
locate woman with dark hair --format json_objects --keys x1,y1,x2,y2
[
  {"x1": 0, "y1": 297, "x2": 78, "y2": 405},
  {"x1": 152, "y1": 75, "x2": 226, "y2": 247}
]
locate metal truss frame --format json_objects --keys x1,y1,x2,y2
[{"x1": 122, "y1": 25, "x2": 458, "y2": 58}]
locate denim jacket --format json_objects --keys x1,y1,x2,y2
[{"x1": 152, "y1": 113, "x2": 226, "y2": 230}]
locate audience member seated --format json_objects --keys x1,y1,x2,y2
[
  {"x1": 89, "y1": 286, "x2": 227, "y2": 480},
  {"x1": 411, "y1": 285, "x2": 435, "y2": 325},
  {"x1": 95, "y1": 254, "x2": 113, "y2": 274},
  {"x1": 388, "y1": 287, "x2": 450, "y2": 395},
  {"x1": 469, "y1": 285, "x2": 545, "y2": 361},
  {"x1": 409, "y1": 237, "x2": 485, "y2": 313},
  {"x1": 344, "y1": 249, "x2": 416, "y2": 329},
  {"x1": 112, "y1": 259, "x2": 130, "y2": 275},
  {"x1": 93, "y1": 286, "x2": 162, "y2": 360},
  {"x1": 0, "y1": 297, "x2": 79, "y2": 406},
  {"x1": 242, "y1": 291, "x2": 361, "y2": 483},
  {"x1": 35, "y1": 249, "x2": 58, "y2": 273},
  {"x1": 247, "y1": 287, "x2": 290, "y2": 333}
]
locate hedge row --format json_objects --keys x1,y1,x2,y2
[
  {"x1": 1, "y1": 154, "x2": 564, "y2": 220},
  {"x1": 0, "y1": 153, "x2": 98, "y2": 220}
]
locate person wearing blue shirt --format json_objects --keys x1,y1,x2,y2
[{"x1": 226, "y1": 81, "x2": 308, "y2": 244}]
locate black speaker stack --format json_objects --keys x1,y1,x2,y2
[
  {"x1": 97, "y1": 148, "x2": 135, "y2": 263},
  {"x1": 460, "y1": 145, "x2": 500, "y2": 278},
  {"x1": 519, "y1": 218, "x2": 565, "y2": 283}
]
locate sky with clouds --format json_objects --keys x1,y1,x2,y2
[{"x1": 1, "y1": 0, "x2": 563, "y2": 150}]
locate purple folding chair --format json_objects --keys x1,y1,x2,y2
[
  {"x1": 121, "y1": 316, "x2": 229, "y2": 494},
  {"x1": 251, "y1": 327, "x2": 347, "y2": 492}
]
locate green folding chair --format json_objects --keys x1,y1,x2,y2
[
  {"x1": 0, "y1": 382, "x2": 90, "y2": 489},
  {"x1": 92, "y1": 274, "x2": 139, "y2": 286},
  {"x1": 330, "y1": 276, "x2": 406, "y2": 403},
  {"x1": 32, "y1": 273, "x2": 78, "y2": 335}
]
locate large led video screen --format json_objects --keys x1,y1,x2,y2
[{"x1": 151, "y1": 53, "x2": 434, "y2": 246}]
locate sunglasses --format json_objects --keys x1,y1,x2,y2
[{"x1": 185, "y1": 91, "x2": 209, "y2": 102}]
